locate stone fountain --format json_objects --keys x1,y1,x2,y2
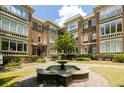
[{"x1": 36, "y1": 52, "x2": 89, "y2": 87}]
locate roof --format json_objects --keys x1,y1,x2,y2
[
  {"x1": 44, "y1": 19, "x2": 59, "y2": 28},
  {"x1": 64, "y1": 13, "x2": 83, "y2": 24}
]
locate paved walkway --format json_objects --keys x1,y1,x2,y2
[
  {"x1": 4, "y1": 60, "x2": 124, "y2": 87},
  {"x1": 18, "y1": 61, "x2": 111, "y2": 87}
]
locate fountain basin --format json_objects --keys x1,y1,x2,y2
[{"x1": 37, "y1": 65, "x2": 89, "y2": 86}]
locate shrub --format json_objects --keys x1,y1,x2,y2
[
  {"x1": 36, "y1": 58, "x2": 46, "y2": 63},
  {"x1": 76, "y1": 57, "x2": 91, "y2": 61},
  {"x1": 76, "y1": 54, "x2": 93, "y2": 59},
  {"x1": 66, "y1": 53, "x2": 76, "y2": 60},
  {"x1": 50, "y1": 54, "x2": 58, "y2": 61},
  {"x1": 95, "y1": 54, "x2": 113, "y2": 60},
  {"x1": 113, "y1": 54, "x2": 124, "y2": 63},
  {"x1": 3, "y1": 55, "x2": 40, "y2": 65}
]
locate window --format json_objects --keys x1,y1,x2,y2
[
  {"x1": 92, "y1": 18, "x2": 96, "y2": 27},
  {"x1": 18, "y1": 23, "x2": 23, "y2": 34},
  {"x1": 23, "y1": 26, "x2": 28, "y2": 36},
  {"x1": 83, "y1": 33, "x2": 88, "y2": 42},
  {"x1": 117, "y1": 21, "x2": 122, "y2": 32},
  {"x1": 24, "y1": 44, "x2": 27, "y2": 52},
  {"x1": 111, "y1": 22, "x2": 116, "y2": 33},
  {"x1": 105, "y1": 24, "x2": 110, "y2": 34},
  {"x1": 32, "y1": 22, "x2": 38, "y2": 31},
  {"x1": 10, "y1": 21, "x2": 17, "y2": 33},
  {"x1": 100, "y1": 6, "x2": 122, "y2": 20},
  {"x1": 17, "y1": 42, "x2": 23, "y2": 51},
  {"x1": 67, "y1": 22, "x2": 78, "y2": 31},
  {"x1": 92, "y1": 32, "x2": 96, "y2": 40},
  {"x1": 11, "y1": 5, "x2": 17, "y2": 14},
  {"x1": 111, "y1": 41, "x2": 116, "y2": 52},
  {"x1": 10, "y1": 40, "x2": 16, "y2": 51},
  {"x1": 100, "y1": 38, "x2": 123, "y2": 53},
  {"x1": 100, "y1": 26, "x2": 104, "y2": 35},
  {"x1": 2, "y1": 18, "x2": 9, "y2": 31},
  {"x1": 1, "y1": 39, "x2": 9, "y2": 50},
  {"x1": 83, "y1": 22, "x2": 88, "y2": 29}
]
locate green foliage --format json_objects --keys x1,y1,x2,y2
[
  {"x1": 76, "y1": 57, "x2": 91, "y2": 61},
  {"x1": 3, "y1": 55, "x2": 40, "y2": 65},
  {"x1": 95, "y1": 54, "x2": 113, "y2": 59},
  {"x1": 50, "y1": 54, "x2": 58, "y2": 61},
  {"x1": 36, "y1": 58, "x2": 46, "y2": 63},
  {"x1": 55, "y1": 32, "x2": 76, "y2": 53},
  {"x1": 113, "y1": 54, "x2": 124, "y2": 63}
]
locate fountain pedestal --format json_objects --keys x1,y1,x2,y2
[{"x1": 57, "y1": 60, "x2": 68, "y2": 70}]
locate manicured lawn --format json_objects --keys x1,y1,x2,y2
[
  {"x1": 90, "y1": 67, "x2": 124, "y2": 87},
  {"x1": 72, "y1": 60, "x2": 124, "y2": 66},
  {"x1": 0, "y1": 69, "x2": 36, "y2": 87},
  {"x1": 0, "y1": 63, "x2": 41, "y2": 87}
]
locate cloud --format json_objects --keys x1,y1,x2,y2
[{"x1": 55, "y1": 5, "x2": 87, "y2": 27}]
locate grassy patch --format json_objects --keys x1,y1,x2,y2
[
  {"x1": 89, "y1": 67, "x2": 124, "y2": 87},
  {"x1": 0, "y1": 69, "x2": 35, "y2": 87},
  {"x1": 71, "y1": 60, "x2": 124, "y2": 66}
]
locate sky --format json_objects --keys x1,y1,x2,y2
[{"x1": 32, "y1": 5, "x2": 93, "y2": 26}]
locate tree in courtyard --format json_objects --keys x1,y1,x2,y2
[{"x1": 55, "y1": 32, "x2": 76, "y2": 54}]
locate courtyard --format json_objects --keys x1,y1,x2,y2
[{"x1": 0, "y1": 59, "x2": 124, "y2": 87}]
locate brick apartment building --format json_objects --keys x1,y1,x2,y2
[
  {"x1": 64, "y1": 5, "x2": 124, "y2": 54},
  {"x1": 0, "y1": 5, "x2": 124, "y2": 56},
  {"x1": 0, "y1": 5, "x2": 59, "y2": 56},
  {"x1": 29, "y1": 16, "x2": 59, "y2": 56},
  {"x1": 0, "y1": 5, "x2": 34, "y2": 56}
]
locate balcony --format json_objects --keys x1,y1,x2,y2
[
  {"x1": 0, "y1": 28, "x2": 28, "y2": 40},
  {"x1": 100, "y1": 32, "x2": 123, "y2": 40}
]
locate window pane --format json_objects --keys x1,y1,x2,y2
[
  {"x1": 18, "y1": 24, "x2": 23, "y2": 34},
  {"x1": 1, "y1": 39, "x2": 9, "y2": 50},
  {"x1": 2, "y1": 18, "x2": 9, "y2": 31},
  {"x1": 111, "y1": 22, "x2": 116, "y2": 33},
  {"x1": 100, "y1": 27, "x2": 104, "y2": 35},
  {"x1": 10, "y1": 41, "x2": 16, "y2": 51},
  {"x1": 92, "y1": 19, "x2": 96, "y2": 27},
  {"x1": 117, "y1": 21, "x2": 122, "y2": 32},
  {"x1": 23, "y1": 26, "x2": 28, "y2": 36},
  {"x1": 105, "y1": 24, "x2": 110, "y2": 34},
  {"x1": 10, "y1": 21, "x2": 17, "y2": 33},
  {"x1": 24, "y1": 44, "x2": 27, "y2": 52},
  {"x1": 17, "y1": 42, "x2": 23, "y2": 51},
  {"x1": 11, "y1": 5, "x2": 17, "y2": 14}
]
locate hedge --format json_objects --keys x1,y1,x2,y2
[
  {"x1": 76, "y1": 57, "x2": 91, "y2": 61},
  {"x1": 113, "y1": 54, "x2": 124, "y2": 63},
  {"x1": 2, "y1": 55, "x2": 40, "y2": 65}
]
